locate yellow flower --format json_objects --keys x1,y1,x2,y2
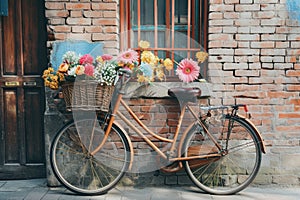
[
  {"x1": 141, "y1": 51, "x2": 156, "y2": 64},
  {"x1": 137, "y1": 74, "x2": 152, "y2": 83},
  {"x1": 57, "y1": 72, "x2": 65, "y2": 81},
  {"x1": 138, "y1": 40, "x2": 150, "y2": 49},
  {"x1": 163, "y1": 58, "x2": 173, "y2": 71},
  {"x1": 96, "y1": 56, "x2": 103, "y2": 63},
  {"x1": 196, "y1": 51, "x2": 208, "y2": 63},
  {"x1": 156, "y1": 68, "x2": 165, "y2": 81},
  {"x1": 43, "y1": 69, "x2": 50, "y2": 75},
  {"x1": 48, "y1": 67, "x2": 54, "y2": 73},
  {"x1": 44, "y1": 80, "x2": 50, "y2": 87},
  {"x1": 137, "y1": 74, "x2": 146, "y2": 82},
  {"x1": 49, "y1": 81, "x2": 59, "y2": 90},
  {"x1": 154, "y1": 56, "x2": 160, "y2": 65},
  {"x1": 42, "y1": 74, "x2": 48, "y2": 79},
  {"x1": 127, "y1": 63, "x2": 135, "y2": 70},
  {"x1": 51, "y1": 75, "x2": 59, "y2": 82}
]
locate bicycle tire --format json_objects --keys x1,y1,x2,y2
[
  {"x1": 183, "y1": 116, "x2": 262, "y2": 195},
  {"x1": 50, "y1": 118, "x2": 131, "y2": 195}
]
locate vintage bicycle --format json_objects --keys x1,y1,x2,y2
[{"x1": 50, "y1": 68, "x2": 266, "y2": 195}]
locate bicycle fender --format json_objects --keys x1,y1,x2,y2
[
  {"x1": 113, "y1": 121, "x2": 134, "y2": 170},
  {"x1": 177, "y1": 122, "x2": 198, "y2": 157},
  {"x1": 237, "y1": 114, "x2": 266, "y2": 154}
]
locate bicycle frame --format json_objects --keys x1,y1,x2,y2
[{"x1": 91, "y1": 89, "x2": 224, "y2": 171}]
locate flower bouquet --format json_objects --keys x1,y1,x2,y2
[
  {"x1": 115, "y1": 40, "x2": 208, "y2": 84},
  {"x1": 42, "y1": 51, "x2": 119, "y2": 111},
  {"x1": 42, "y1": 40, "x2": 208, "y2": 111}
]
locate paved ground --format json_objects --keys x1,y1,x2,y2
[{"x1": 0, "y1": 179, "x2": 300, "y2": 200}]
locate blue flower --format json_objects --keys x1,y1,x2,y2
[{"x1": 139, "y1": 62, "x2": 153, "y2": 77}]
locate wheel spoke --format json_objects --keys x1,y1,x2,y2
[
  {"x1": 51, "y1": 119, "x2": 130, "y2": 195},
  {"x1": 184, "y1": 117, "x2": 262, "y2": 195}
]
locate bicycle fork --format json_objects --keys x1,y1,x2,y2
[{"x1": 90, "y1": 93, "x2": 123, "y2": 156}]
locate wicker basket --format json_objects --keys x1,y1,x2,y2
[{"x1": 61, "y1": 81, "x2": 115, "y2": 112}]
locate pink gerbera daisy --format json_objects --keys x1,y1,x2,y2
[
  {"x1": 84, "y1": 64, "x2": 95, "y2": 76},
  {"x1": 79, "y1": 54, "x2": 94, "y2": 65},
  {"x1": 117, "y1": 49, "x2": 139, "y2": 64},
  {"x1": 101, "y1": 54, "x2": 113, "y2": 61},
  {"x1": 176, "y1": 58, "x2": 200, "y2": 83}
]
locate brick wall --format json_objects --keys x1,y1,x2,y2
[
  {"x1": 209, "y1": 0, "x2": 300, "y2": 185},
  {"x1": 45, "y1": 0, "x2": 300, "y2": 186},
  {"x1": 45, "y1": 0, "x2": 119, "y2": 55}
]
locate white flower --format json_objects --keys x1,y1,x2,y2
[
  {"x1": 63, "y1": 51, "x2": 80, "y2": 66},
  {"x1": 94, "y1": 61, "x2": 117, "y2": 85},
  {"x1": 68, "y1": 67, "x2": 76, "y2": 76}
]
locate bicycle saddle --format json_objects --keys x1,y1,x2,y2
[{"x1": 168, "y1": 87, "x2": 201, "y2": 103}]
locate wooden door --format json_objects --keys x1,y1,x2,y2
[{"x1": 0, "y1": 0, "x2": 47, "y2": 179}]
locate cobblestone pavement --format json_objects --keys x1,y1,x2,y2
[{"x1": 0, "y1": 179, "x2": 300, "y2": 200}]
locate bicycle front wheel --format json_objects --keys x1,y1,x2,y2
[
  {"x1": 183, "y1": 116, "x2": 262, "y2": 195},
  {"x1": 50, "y1": 118, "x2": 130, "y2": 195}
]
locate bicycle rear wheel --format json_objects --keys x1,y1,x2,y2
[
  {"x1": 50, "y1": 118, "x2": 130, "y2": 195},
  {"x1": 183, "y1": 116, "x2": 262, "y2": 195}
]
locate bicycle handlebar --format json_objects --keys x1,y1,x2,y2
[
  {"x1": 115, "y1": 67, "x2": 132, "y2": 91},
  {"x1": 118, "y1": 68, "x2": 132, "y2": 76}
]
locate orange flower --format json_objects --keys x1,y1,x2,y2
[
  {"x1": 58, "y1": 63, "x2": 69, "y2": 73},
  {"x1": 75, "y1": 65, "x2": 85, "y2": 75}
]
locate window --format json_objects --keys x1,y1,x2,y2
[{"x1": 120, "y1": 0, "x2": 209, "y2": 80}]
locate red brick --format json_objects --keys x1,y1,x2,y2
[
  {"x1": 70, "y1": 11, "x2": 83, "y2": 17},
  {"x1": 54, "y1": 33, "x2": 66, "y2": 40},
  {"x1": 103, "y1": 11, "x2": 118, "y2": 18},
  {"x1": 93, "y1": 18, "x2": 118, "y2": 26},
  {"x1": 236, "y1": 98, "x2": 261, "y2": 105},
  {"x1": 45, "y1": 10, "x2": 69, "y2": 18},
  {"x1": 286, "y1": 70, "x2": 300, "y2": 77},
  {"x1": 45, "y1": 2, "x2": 64, "y2": 10},
  {"x1": 294, "y1": 64, "x2": 300, "y2": 70},
  {"x1": 92, "y1": 33, "x2": 118, "y2": 41},
  {"x1": 289, "y1": 99, "x2": 300, "y2": 105},
  {"x1": 279, "y1": 113, "x2": 300, "y2": 119},
  {"x1": 103, "y1": 26, "x2": 118, "y2": 33},
  {"x1": 210, "y1": 0, "x2": 223, "y2": 3},
  {"x1": 251, "y1": 42, "x2": 275, "y2": 48},
  {"x1": 287, "y1": 85, "x2": 300, "y2": 91},
  {"x1": 92, "y1": 3, "x2": 117, "y2": 10},
  {"x1": 84, "y1": 11, "x2": 103, "y2": 18},
  {"x1": 66, "y1": 3, "x2": 91, "y2": 10},
  {"x1": 209, "y1": 12, "x2": 223, "y2": 19},
  {"x1": 85, "y1": 26, "x2": 103, "y2": 33},
  {"x1": 52, "y1": 25, "x2": 71, "y2": 32},
  {"x1": 289, "y1": 56, "x2": 297, "y2": 63},
  {"x1": 268, "y1": 91, "x2": 297, "y2": 99},
  {"x1": 276, "y1": 126, "x2": 300, "y2": 132}
]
